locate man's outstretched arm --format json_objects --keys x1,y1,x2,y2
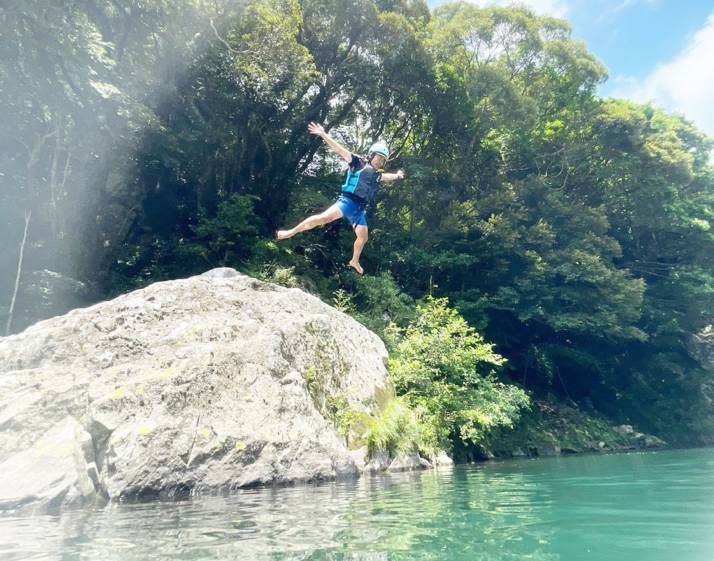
[
  {"x1": 308, "y1": 122, "x2": 352, "y2": 163},
  {"x1": 381, "y1": 170, "x2": 405, "y2": 182}
]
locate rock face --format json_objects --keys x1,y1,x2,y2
[
  {"x1": 689, "y1": 326, "x2": 714, "y2": 372},
  {"x1": 0, "y1": 268, "x2": 394, "y2": 513}
]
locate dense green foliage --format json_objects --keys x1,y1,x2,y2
[
  {"x1": 390, "y1": 297, "x2": 529, "y2": 452},
  {"x1": 2, "y1": 0, "x2": 712, "y2": 445},
  {"x1": 354, "y1": 397, "x2": 424, "y2": 458}
]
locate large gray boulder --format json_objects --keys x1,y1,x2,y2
[{"x1": 0, "y1": 268, "x2": 394, "y2": 513}]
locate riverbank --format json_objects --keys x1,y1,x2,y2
[{"x1": 454, "y1": 397, "x2": 667, "y2": 462}]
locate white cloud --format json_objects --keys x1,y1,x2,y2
[
  {"x1": 598, "y1": 0, "x2": 661, "y2": 23},
  {"x1": 612, "y1": 12, "x2": 714, "y2": 141},
  {"x1": 608, "y1": 0, "x2": 660, "y2": 15},
  {"x1": 465, "y1": 0, "x2": 571, "y2": 19}
]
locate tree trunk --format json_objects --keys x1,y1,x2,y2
[
  {"x1": 48, "y1": 116, "x2": 62, "y2": 238},
  {"x1": 6, "y1": 210, "x2": 32, "y2": 336}
]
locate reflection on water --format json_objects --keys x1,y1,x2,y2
[{"x1": 1, "y1": 448, "x2": 713, "y2": 561}]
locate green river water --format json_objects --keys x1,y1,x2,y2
[{"x1": 1, "y1": 447, "x2": 713, "y2": 560}]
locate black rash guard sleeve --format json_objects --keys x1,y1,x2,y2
[{"x1": 349, "y1": 153, "x2": 366, "y2": 172}]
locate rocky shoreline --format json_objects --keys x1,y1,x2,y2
[{"x1": 0, "y1": 268, "x2": 673, "y2": 514}]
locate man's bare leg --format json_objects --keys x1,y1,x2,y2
[
  {"x1": 348, "y1": 225, "x2": 368, "y2": 275},
  {"x1": 276, "y1": 205, "x2": 343, "y2": 240}
]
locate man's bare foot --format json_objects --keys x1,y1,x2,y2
[
  {"x1": 348, "y1": 260, "x2": 364, "y2": 275},
  {"x1": 275, "y1": 230, "x2": 293, "y2": 240}
]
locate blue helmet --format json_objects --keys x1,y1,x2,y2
[{"x1": 368, "y1": 141, "x2": 390, "y2": 160}]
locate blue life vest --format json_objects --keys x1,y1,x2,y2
[{"x1": 341, "y1": 157, "x2": 382, "y2": 204}]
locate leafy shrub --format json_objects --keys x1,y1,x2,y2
[
  {"x1": 364, "y1": 398, "x2": 423, "y2": 457},
  {"x1": 338, "y1": 398, "x2": 425, "y2": 458},
  {"x1": 257, "y1": 262, "x2": 301, "y2": 288},
  {"x1": 343, "y1": 271, "x2": 415, "y2": 341},
  {"x1": 389, "y1": 297, "x2": 530, "y2": 451}
]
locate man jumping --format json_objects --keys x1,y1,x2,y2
[{"x1": 276, "y1": 122, "x2": 404, "y2": 275}]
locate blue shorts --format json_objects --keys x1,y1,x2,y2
[{"x1": 334, "y1": 194, "x2": 368, "y2": 228}]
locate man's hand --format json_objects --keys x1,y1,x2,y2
[
  {"x1": 307, "y1": 122, "x2": 352, "y2": 162},
  {"x1": 382, "y1": 170, "x2": 406, "y2": 182},
  {"x1": 308, "y1": 122, "x2": 326, "y2": 137}
]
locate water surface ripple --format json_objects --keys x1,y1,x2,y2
[{"x1": 1, "y1": 448, "x2": 713, "y2": 560}]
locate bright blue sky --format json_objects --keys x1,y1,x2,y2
[
  {"x1": 427, "y1": 0, "x2": 714, "y2": 140},
  {"x1": 567, "y1": 1, "x2": 712, "y2": 95}
]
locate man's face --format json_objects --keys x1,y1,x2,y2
[{"x1": 370, "y1": 154, "x2": 386, "y2": 169}]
